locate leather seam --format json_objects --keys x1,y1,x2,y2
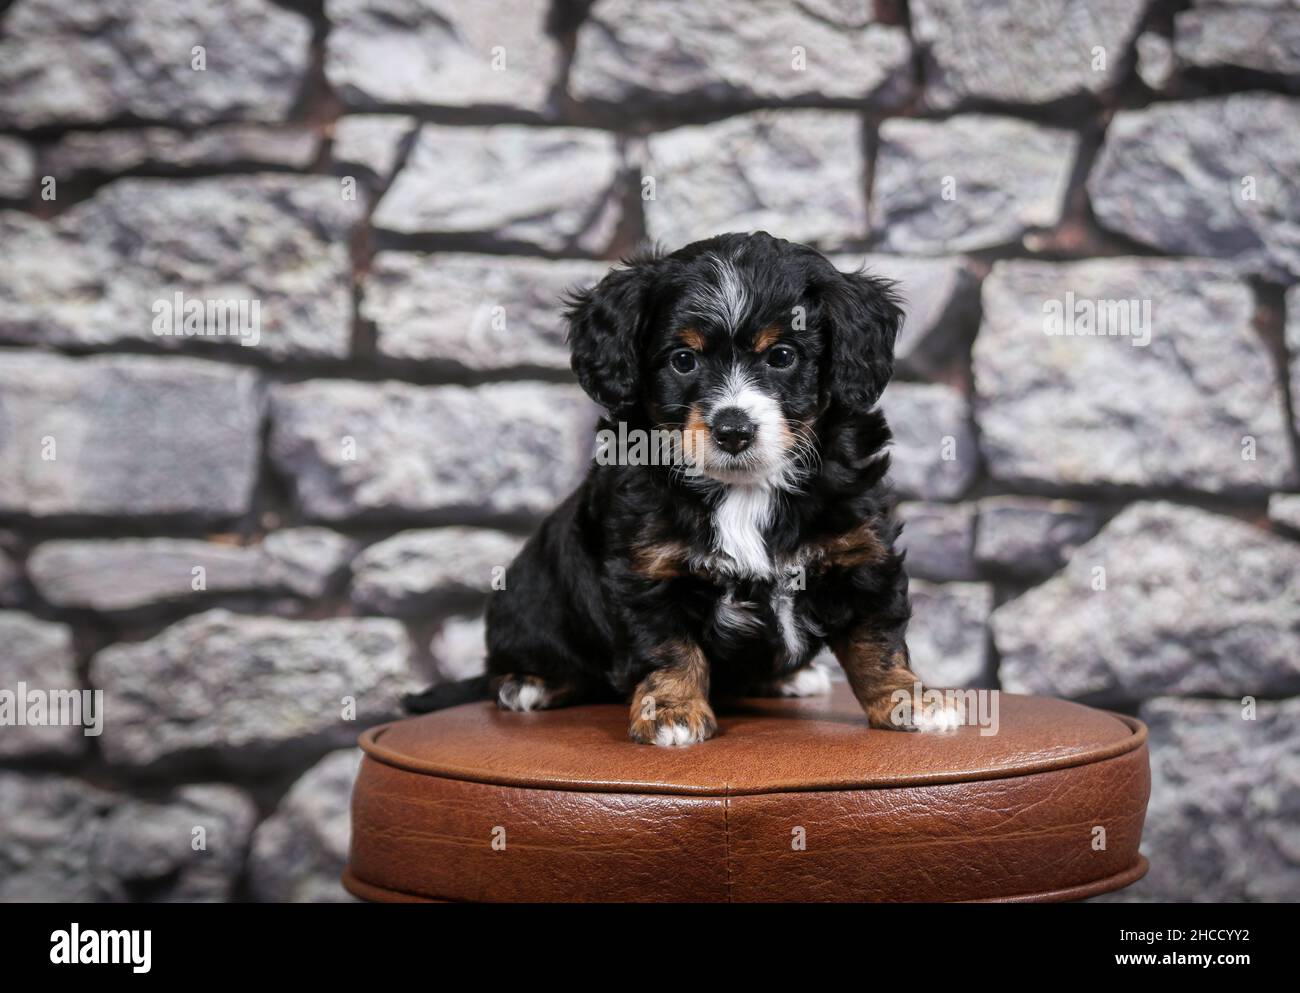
[{"x1": 723, "y1": 783, "x2": 733, "y2": 904}]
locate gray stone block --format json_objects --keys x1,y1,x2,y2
[
  {"x1": 90, "y1": 609, "x2": 415, "y2": 768},
  {"x1": 0, "y1": 177, "x2": 363, "y2": 359},
  {"x1": 571, "y1": 0, "x2": 912, "y2": 107},
  {"x1": 910, "y1": 0, "x2": 1148, "y2": 108},
  {"x1": 0, "y1": 0, "x2": 311, "y2": 128},
  {"x1": 974, "y1": 258, "x2": 1294, "y2": 494},
  {"x1": 1134, "y1": 697, "x2": 1300, "y2": 902},
  {"x1": 1269, "y1": 493, "x2": 1300, "y2": 532},
  {"x1": 44, "y1": 126, "x2": 320, "y2": 179},
  {"x1": 330, "y1": 115, "x2": 418, "y2": 181},
  {"x1": 644, "y1": 111, "x2": 867, "y2": 250},
  {"x1": 994, "y1": 503, "x2": 1300, "y2": 700},
  {"x1": 872, "y1": 116, "x2": 1078, "y2": 253},
  {"x1": 0, "y1": 773, "x2": 256, "y2": 902},
  {"x1": 1136, "y1": 31, "x2": 1175, "y2": 90},
  {"x1": 0, "y1": 136, "x2": 35, "y2": 199},
  {"x1": 363, "y1": 253, "x2": 606, "y2": 370},
  {"x1": 1174, "y1": 6, "x2": 1300, "y2": 76},
  {"x1": 880, "y1": 383, "x2": 979, "y2": 501},
  {"x1": 0, "y1": 611, "x2": 82, "y2": 759},
  {"x1": 351, "y1": 528, "x2": 524, "y2": 614},
  {"x1": 249, "y1": 748, "x2": 362, "y2": 903},
  {"x1": 373, "y1": 125, "x2": 621, "y2": 252},
  {"x1": 262, "y1": 529, "x2": 360, "y2": 599},
  {"x1": 29, "y1": 539, "x2": 265, "y2": 612},
  {"x1": 896, "y1": 502, "x2": 979, "y2": 582},
  {"x1": 908, "y1": 580, "x2": 993, "y2": 689},
  {"x1": 0, "y1": 352, "x2": 263, "y2": 520},
  {"x1": 325, "y1": 0, "x2": 561, "y2": 112},
  {"x1": 1089, "y1": 95, "x2": 1300, "y2": 279},
  {"x1": 270, "y1": 380, "x2": 595, "y2": 521},
  {"x1": 975, "y1": 496, "x2": 1100, "y2": 578}
]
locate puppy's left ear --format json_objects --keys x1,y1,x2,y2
[
  {"x1": 565, "y1": 256, "x2": 661, "y2": 416},
  {"x1": 820, "y1": 269, "x2": 904, "y2": 411}
]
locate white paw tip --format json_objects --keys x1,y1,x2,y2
[
  {"x1": 779, "y1": 665, "x2": 833, "y2": 697},
  {"x1": 653, "y1": 722, "x2": 704, "y2": 747},
  {"x1": 514, "y1": 682, "x2": 544, "y2": 712},
  {"x1": 916, "y1": 706, "x2": 963, "y2": 732},
  {"x1": 498, "y1": 679, "x2": 548, "y2": 712}
]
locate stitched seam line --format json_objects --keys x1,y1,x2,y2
[{"x1": 723, "y1": 782, "x2": 733, "y2": 904}]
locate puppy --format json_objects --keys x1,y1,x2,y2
[{"x1": 406, "y1": 231, "x2": 941, "y2": 745}]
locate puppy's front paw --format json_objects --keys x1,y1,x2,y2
[
  {"x1": 628, "y1": 697, "x2": 717, "y2": 747},
  {"x1": 912, "y1": 700, "x2": 963, "y2": 732},
  {"x1": 863, "y1": 686, "x2": 961, "y2": 733}
]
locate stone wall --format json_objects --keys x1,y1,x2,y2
[{"x1": 1, "y1": 0, "x2": 1298, "y2": 902}]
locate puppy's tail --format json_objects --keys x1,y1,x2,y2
[{"x1": 403, "y1": 675, "x2": 492, "y2": 714}]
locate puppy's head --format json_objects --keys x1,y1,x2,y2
[{"x1": 567, "y1": 232, "x2": 902, "y2": 486}]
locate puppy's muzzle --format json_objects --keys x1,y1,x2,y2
[{"x1": 711, "y1": 406, "x2": 756, "y2": 455}]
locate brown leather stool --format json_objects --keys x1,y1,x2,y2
[{"x1": 343, "y1": 685, "x2": 1149, "y2": 902}]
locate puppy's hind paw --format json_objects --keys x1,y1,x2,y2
[
  {"x1": 628, "y1": 700, "x2": 718, "y2": 747},
  {"x1": 771, "y1": 663, "x2": 833, "y2": 698},
  {"x1": 495, "y1": 674, "x2": 570, "y2": 712}
]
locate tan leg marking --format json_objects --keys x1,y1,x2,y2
[
  {"x1": 831, "y1": 632, "x2": 926, "y2": 731},
  {"x1": 628, "y1": 641, "x2": 717, "y2": 747}
]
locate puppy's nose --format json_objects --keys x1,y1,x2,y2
[{"x1": 711, "y1": 407, "x2": 756, "y2": 454}]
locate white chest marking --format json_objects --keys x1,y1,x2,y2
[
  {"x1": 772, "y1": 590, "x2": 804, "y2": 661},
  {"x1": 712, "y1": 484, "x2": 775, "y2": 578}
]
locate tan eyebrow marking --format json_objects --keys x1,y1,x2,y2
[
  {"x1": 753, "y1": 325, "x2": 782, "y2": 352},
  {"x1": 678, "y1": 328, "x2": 706, "y2": 351}
]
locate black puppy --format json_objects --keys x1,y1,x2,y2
[{"x1": 406, "y1": 231, "x2": 944, "y2": 745}]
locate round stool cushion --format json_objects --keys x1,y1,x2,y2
[{"x1": 343, "y1": 684, "x2": 1149, "y2": 903}]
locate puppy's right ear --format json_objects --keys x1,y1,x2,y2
[{"x1": 565, "y1": 256, "x2": 660, "y2": 416}]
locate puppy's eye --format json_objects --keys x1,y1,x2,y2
[
  {"x1": 669, "y1": 349, "x2": 698, "y2": 374},
  {"x1": 766, "y1": 345, "x2": 797, "y2": 369}
]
